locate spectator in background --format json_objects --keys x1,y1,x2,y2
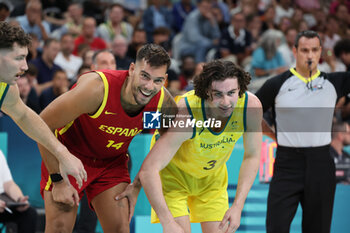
[
  {"x1": 16, "y1": 75, "x2": 41, "y2": 114},
  {"x1": 26, "y1": 33, "x2": 41, "y2": 62},
  {"x1": 97, "y1": 3, "x2": 133, "y2": 45},
  {"x1": 311, "y1": 9, "x2": 326, "y2": 32},
  {"x1": 261, "y1": 5, "x2": 277, "y2": 33},
  {"x1": 111, "y1": 35, "x2": 133, "y2": 70},
  {"x1": 54, "y1": 33, "x2": 83, "y2": 84},
  {"x1": 40, "y1": 0, "x2": 70, "y2": 30},
  {"x1": 329, "y1": 0, "x2": 350, "y2": 15},
  {"x1": 142, "y1": 0, "x2": 173, "y2": 43},
  {"x1": 127, "y1": 28, "x2": 147, "y2": 61},
  {"x1": 0, "y1": 2, "x2": 10, "y2": 21},
  {"x1": 330, "y1": 121, "x2": 350, "y2": 184},
  {"x1": 178, "y1": 55, "x2": 196, "y2": 91},
  {"x1": 0, "y1": 150, "x2": 38, "y2": 233},
  {"x1": 334, "y1": 4, "x2": 350, "y2": 37},
  {"x1": 151, "y1": 26, "x2": 180, "y2": 73},
  {"x1": 213, "y1": 0, "x2": 230, "y2": 24},
  {"x1": 274, "y1": 0, "x2": 294, "y2": 24},
  {"x1": 171, "y1": 0, "x2": 195, "y2": 33},
  {"x1": 219, "y1": 11, "x2": 253, "y2": 67},
  {"x1": 278, "y1": 17, "x2": 292, "y2": 34},
  {"x1": 39, "y1": 69, "x2": 69, "y2": 110},
  {"x1": 72, "y1": 17, "x2": 107, "y2": 55},
  {"x1": 251, "y1": 29, "x2": 286, "y2": 78},
  {"x1": 29, "y1": 38, "x2": 62, "y2": 92},
  {"x1": 81, "y1": 49, "x2": 95, "y2": 68},
  {"x1": 297, "y1": 19, "x2": 309, "y2": 32},
  {"x1": 334, "y1": 38, "x2": 350, "y2": 71},
  {"x1": 246, "y1": 14, "x2": 262, "y2": 50},
  {"x1": 24, "y1": 64, "x2": 40, "y2": 95},
  {"x1": 324, "y1": 16, "x2": 341, "y2": 50},
  {"x1": 152, "y1": 27, "x2": 171, "y2": 47},
  {"x1": 183, "y1": 61, "x2": 205, "y2": 92},
  {"x1": 176, "y1": 0, "x2": 221, "y2": 63},
  {"x1": 55, "y1": 2, "x2": 84, "y2": 38},
  {"x1": 278, "y1": 27, "x2": 297, "y2": 68},
  {"x1": 16, "y1": 0, "x2": 50, "y2": 41},
  {"x1": 212, "y1": 4, "x2": 229, "y2": 35},
  {"x1": 91, "y1": 50, "x2": 117, "y2": 71},
  {"x1": 290, "y1": 8, "x2": 304, "y2": 30}
]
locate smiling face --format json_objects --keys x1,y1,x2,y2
[
  {"x1": 206, "y1": 78, "x2": 240, "y2": 119},
  {"x1": 128, "y1": 59, "x2": 167, "y2": 106},
  {"x1": 0, "y1": 43, "x2": 28, "y2": 85}
]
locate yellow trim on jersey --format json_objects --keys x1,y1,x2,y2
[
  {"x1": 90, "y1": 71, "x2": 109, "y2": 119},
  {"x1": 290, "y1": 68, "x2": 320, "y2": 83},
  {"x1": 57, "y1": 120, "x2": 75, "y2": 135},
  {"x1": 44, "y1": 176, "x2": 52, "y2": 191},
  {"x1": 0, "y1": 82, "x2": 9, "y2": 108},
  {"x1": 157, "y1": 87, "x2": 164, "y2": 112}
]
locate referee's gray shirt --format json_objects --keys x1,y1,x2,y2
[{"x1": 256, "y1": 68, "x2": 350, "y2": 147}]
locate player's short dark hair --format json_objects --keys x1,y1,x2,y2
[
  {"x1": 294, "y1": 30, "x2": 322, "y2": 48},
  {"x1": 136, "y1": 43, "x2": 171, "y2": 69},
  {"x1": 194, "y1": 60, "x2": 251, "y2": 99},
  {"x1": 0, "y1": 21, "x2": 31, "y2": 49}
]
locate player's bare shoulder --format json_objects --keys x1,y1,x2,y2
[
  {"x1": 245, "y1": 91, "x2": 263, "y2": 131},
  {"x1": 2, "y1": 84, "x2": 21, "y2": 110},
  {"x1": 246, "y1": 91, "x2": 262, "y2": 109}
]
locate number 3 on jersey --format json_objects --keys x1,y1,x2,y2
[
  {"x1": 203, "y1": 160, "x2": 217, "y2": 170},
  {"x1": 106, "y1": 140, "x2": 124, "y2": 150}
]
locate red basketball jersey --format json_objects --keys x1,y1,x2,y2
[{"x1": 56, "y1": 70, "x2": 164, "y2": 160}]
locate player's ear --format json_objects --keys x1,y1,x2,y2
[{"x1": 129, "y1": 62, "x2": 135, "y2": 75}]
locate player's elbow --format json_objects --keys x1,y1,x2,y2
[{"x1": 139, "y1": 163, "x2": 158, "y2": 186}]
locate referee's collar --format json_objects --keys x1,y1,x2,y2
[{"x1": 290, "y1": 68, "x2": 320, "y2": 84}]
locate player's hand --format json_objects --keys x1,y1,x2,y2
[
  {"x1": 16, "y1": 196, "x2": 30, "y2": 212},
  {"x1": 219, "y1": 205, "x2": 242, "y2": 233},
  {"x1": 115, "y1": 182, "x2": 141, "y2": 222},
  {"x1": 52, "y1": 181, "x2": 79, "y2": 206},
  {"x1": 58, "y1": 151, "x2": 87, "y2": 189},
  {"x1": 163, "y1": 220, "x2": 185, "y2": 233}
]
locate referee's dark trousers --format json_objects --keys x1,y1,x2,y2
[{"x1": 266, "y1": 145, "x2": 336, "y2": 233}]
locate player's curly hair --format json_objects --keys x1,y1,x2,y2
[
  {"x1": 0, "y1": 22, "x2": 31, "y2": 49},
  {"x1": 194, "y1": 60, "x2": 251, "y2": 99},
  {"x1": 136, "y1": 43, "x2": 171, "y2": 69}
]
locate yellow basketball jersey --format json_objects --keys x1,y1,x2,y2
[
  {"x1": 0, "y1": 82, "x2": 9, "y2": 109},
  {"x1": 170, "y1": 90, "x2": 248, "y2": 178}
]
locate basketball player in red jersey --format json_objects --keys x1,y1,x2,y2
[{"x1": 38, "y1": 44, "x2": 176, "y2": 233}]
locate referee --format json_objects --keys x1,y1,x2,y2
[{"x1": 256, "y1": 30, "x2": 350, "y2": 233}]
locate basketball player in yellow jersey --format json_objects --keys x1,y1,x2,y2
[
  {"x1": 139, "y1": 60, "x2": 263, "y2": 233},
  {"x1": 0, "y1": 21, "x2": 86, "y2": 190}
]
